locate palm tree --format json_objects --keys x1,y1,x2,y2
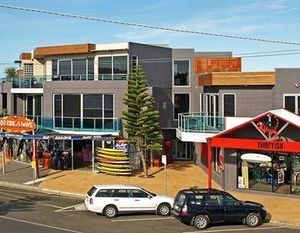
[{"x1": 4, "y1": 67, "x2": 17, "y2": 80}]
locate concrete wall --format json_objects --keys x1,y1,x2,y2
[{"x1": 224, "y1": 149, "x2": 238, "y2": 190}]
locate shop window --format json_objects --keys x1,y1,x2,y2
[{"x1": 283, "y1": 94, "x2": 300, "y2": 115}]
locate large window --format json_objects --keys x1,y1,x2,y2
[
  {"x1": 174, "y1": 94, "x2": 189, "y2": 119},
  {"x1": 284, "y1": 94, "x2": 300, "y2": 114},
  {"x1": 54, "y1": 94, "x2": 114, "y2": 130},
  {"x1": 174, "y1": 60, "x2": 189, "y2": 86},
  {"x1": 98, "y1": 56, "x2": 128, "y2": 80},
  {"x1": 223, "y1": 94, "x2": 236, "y2": 117},
  {"x1": 52, "y1": 58, "x2": 94, "y2": 81}
]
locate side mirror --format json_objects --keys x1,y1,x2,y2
[{"x1": 148, "y1": 195, "x2": 152, "y2": 199}]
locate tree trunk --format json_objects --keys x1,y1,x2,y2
[{"x1": 139, "y1": 151, "x2": 148, "y2": 177}]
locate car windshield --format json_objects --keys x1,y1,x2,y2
[
  {"x1": 87, "y1": 186, "x2": 97, "y2": 196},
  {"x1": 141, "y1": 188, "x2": 157, "y2": 197}
]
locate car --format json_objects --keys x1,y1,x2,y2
[
  {"x1": 171, "y1": 188, "x2": 267, "y2": 230},
  {"x1": 84, "y1": 184, "x2": 174, "y2": 218}
]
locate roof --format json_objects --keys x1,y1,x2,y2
[
  {"x1": 213, "y1": 109, "x2": 300, "y2": 138},
  {"x1": 94, "y1": 184, "x2": 141, "y2": 189}
]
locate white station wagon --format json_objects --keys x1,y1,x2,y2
[{"x1": 84, "y1": 184, "x2": 174, "y2": 218}]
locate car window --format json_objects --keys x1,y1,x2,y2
[
  {"x1": 187, "y1": 194, "x2": 204, "y2": 205},
  {"x1": 174, "y1": 193, "x2": 186, "y2": 206},
  {"x1": 87, "y1": 186, "x2": 97, "y2": 196},
  {"x1": 205, "y1": 195, "x2": 222, "y2": 206},
  {"x1": 95, "y1": 189, "x2": 114, "y2": 197},
  {"x1": 130, "y1": 189, "x2": 149, "y2": 198},
  {"x1": 221, "y1": 195, "x2": 239, "y2": 206},
  {"x1": 113, "y1": 189, "x2": 129, "y2": 198}
]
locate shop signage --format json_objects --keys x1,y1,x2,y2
[
  {"x1": 0, "y1": 116, "x2": 36, "y2": 133},
  {"x1": 256, "y1": 115, "x2": 280, "y2": 138},
  {"x1": 257, "y1": 141, "x2": 284, "y2": 150}
]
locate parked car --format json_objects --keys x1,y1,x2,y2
[
  {"x1": 171, "y1": 188, "x2": 267, "y2": 230},
  {"x1": 84, "y1": 184, "x2": 174, "y2": 218}
]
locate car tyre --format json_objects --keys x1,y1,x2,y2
[
  {"x1": 103, "y1": 205, "x2": 118, "y2": 218},
  {"x1": 193, "y1": 215, "x2": 209, "y2": 230},
  {"x1": 157, "y1": 203, "x2": 171, "y2": 216},
  {"x1": 245, "y1": 212, "x2": 261, "y2": 227}
]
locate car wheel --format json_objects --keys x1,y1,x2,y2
[
  {"x1": 193, "y1": 215, "x2": 209, "y2": 230},
  {"x1": 157, "y1": 203, "x2": 171, "y2": 216},
  {"x1": 245, "y1": 213, "x2": 261, "y2": 227},
  {"x1": 104, "y1": 205, "x2": 118, "y2": 218}
]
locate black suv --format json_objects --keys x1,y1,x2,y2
[{"x1": 171, "y1": 188, "x2": 267, "y2": 230}]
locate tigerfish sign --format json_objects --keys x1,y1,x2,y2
[{"x1": 0, "y1": 116, "x2": 36, "y2": 133}]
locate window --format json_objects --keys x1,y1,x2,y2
[
  {"x1": 83, "y1": 95, "x2": 102, "y2": 117},
  {"x1": 52, "y1": 60, "x2": 58, "y2": 76},
  {"x1": 87, "y1": 186, "x2": 97, "y2": 197},
  {"x1": 221, "y1": 195, "x2": 239, "y2": 206},
  {"x1": 283, "y1": 94, "x2": 300, "y2": 115},
  {"x1": 187, "y1": 195, "x2": 204, "y2": 205},
  {"x1": 174, "y1": 94, "x2": 189, "y2": 119},
  {"x1": 223, "y1": 94, "x2": 235, "y2": 117},
  {"x1": 24, "y1": 64, "x2": 33, "y2": 77},
  {"x1": 174, "y1": 60, "x2": 189, "y2": 86},
  {"x1": 73, "y1": 59, "x2": 86, "y2": 76},
  {"x1": 205, "y1": 195, "x2": 222, "y2": 206},
  {"x1": 131, "y1": 189, "x2": 149, "y2": 198},
  {"x1": 131, "y1": 55, "x2": 138, "y2": 69},
  {"x1": 88, "y1": 58, "x2": 94, "y2": 76},
  {"x1": 96, "y1": 189, "x2": 115, "y2": 197},
  {"x1": 59, "y1": 60, "x2": 72, "y2": 77},
  {"x1": 113, "y1": 189, "x2": 129, "y2": 198},
  {"x1": 98, "y1": 56, "x2": 128, "y2": 80},
  {"x1": 63, "y1": 95, "x2": 80, "y2": 117}
]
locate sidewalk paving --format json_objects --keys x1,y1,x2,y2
[{"x1": 1, "y1": 160, "x2": 300, "y2": 226}]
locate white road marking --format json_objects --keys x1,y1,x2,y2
[
  {"x1": 112, "y1": 217, "x2": 174, "y2": 222},
  {"x1": 55, "y1": 203, "x2": 86, "y2": 212},
  {"x1": 23, "y1": 177, "x2": 47, "y2": 185},
  {"x1": 0, "y1": 215, "x2": 83, "y2": 233},
  {"x1": 183, "y1": 225, "x2": 285, "y2": 233}
]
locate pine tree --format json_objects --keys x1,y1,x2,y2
[{"x1": 122, "y1": 65, "x2": 162, "y2": 177}]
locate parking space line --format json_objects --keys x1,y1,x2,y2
[
  {"x1": 55, "y1": 204, "x2": 86, "y2": 212},
  {"x1": 112, "y1": 217, "x2": 174, "y2": 222},
  {"x1": 182, "y1": 225, "x2": 285, "y2": 233},
  {"x1": 0, "y1": 215, "x2": 83, "y2": 233}
]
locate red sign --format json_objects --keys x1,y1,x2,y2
[
  {"x1": 211, "y1": 138, "x2": 300, "y2": 153},
  {"x1": 0, "y1": 116, "x2": 36, "y2": 133}
]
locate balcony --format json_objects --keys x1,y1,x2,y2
[
  {"x1": 6, "y1": 74, "x2": 128, "y2": 88},
  {"x1": 27, "y1": 115, "x2": 121, "y2": 135},
  {"x1": 177, "y1": 113, "x2": 225, "y2": 142}
]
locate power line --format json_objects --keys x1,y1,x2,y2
[
  {"x1": 235, "y1": 49, "x2": 300, "y2": 56},
  {"x1": 0, "y1": 4, "x2": 300, "y2": 46}
]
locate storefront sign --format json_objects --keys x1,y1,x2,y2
[
  {"x1": 0, "y1": 116, "x2": 36, "y2": 133},
  {"x1": 257, "y1": 141, "x2": 284, "y2": 150}
]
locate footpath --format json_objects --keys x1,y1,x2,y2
[{"x1": 0, "y1": 159, "x2": 300, "y2": 226}]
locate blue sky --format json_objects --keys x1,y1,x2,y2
[{"x1": 1, "y1": 0, "x2": 300, "y2": 76}]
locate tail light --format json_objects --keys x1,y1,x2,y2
[
  {"x1": 89, "y1": 198, "x2": 93, "y2": 205},
  {"x1": 181, "y1": 204, "x2": 189, "y2": 216}
]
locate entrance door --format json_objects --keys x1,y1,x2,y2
[
  {"x1": 175, "y1": 140, "x2": 193, "y2": 160},
  {"x1": 291, "y1": 154, "x2": 300, "y2": 195}
]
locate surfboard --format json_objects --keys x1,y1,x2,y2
[
  {"x1": 97, "y1": 150, "x2": 126, "y2": 156},
  {"x1": 98, "y1": 165, "x2": 132, "y2": 173},
  {"x1": 241, "y1": 153, "x2": 271, "y2": 163},
  {"x1": 99, "y1": 170, "x2": 132, "y2": 176},
  {"x1": 98, "y1": 154, "x2": 129, "y2": 161},
  {"x1": 99, "y1": 162, "x2": 132, "y2": 169},
  {"x1": 95, "y1": 157, "x2": 130, "y2": 164},
  {"x1": 97, "y1": 148, "x2": 126, "y2": 153}
]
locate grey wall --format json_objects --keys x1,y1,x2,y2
[
  {"x1": 130, "y1": 43, "x2": 173, "y2": 128},
  {"x1": 43, "y1": 81, "x2": 128, "y2": 118},
  {"x1": 273, "y1": 68, "x2": 300, "y2": 109},
  {"x1": 224, "y1": 149, "x2": 238, "y2": 191}
]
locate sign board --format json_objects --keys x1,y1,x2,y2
[
  {"x1": 161, "y1": 155, "x2": 167, "y2": 165},
  {"x1": 0, "y1": 116, "x2": 36, "y2": 133}
]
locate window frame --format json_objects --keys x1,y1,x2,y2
[
  {"x1": 283, "y1": 94, "x2": 300, "y2": 114},
  {"x1": 222, "y1": 93, "x2": 236, "y2": 117},
  {"x1": 173, "y1": 93, "x2": 190, "y2": 120}
]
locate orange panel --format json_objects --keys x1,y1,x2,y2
[
  {"x1": 195, "y1": 57, "x2": 241, "y2": 73},
  {"x1": 19, "y1": 52, "x2": 32, "y2": 60}
]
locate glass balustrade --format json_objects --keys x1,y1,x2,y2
[{"x1": 178, "y1": 113, "x2": 225, "y2": 133}]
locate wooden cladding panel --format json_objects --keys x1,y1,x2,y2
[
  {"x1": 34, "y1": 43, "x2": 95, "y2": 57},
  {"x1": 19, "y1": 52, "x2": 32, "y2": 60},
  {"x1": 195, "y1": 57, "x2": 241, "y2": 73},
  {"x1": 198, "y1": 72, "x2": 275, "y2": 86}
]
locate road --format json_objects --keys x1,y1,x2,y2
[{"x1": 0, "y1": 185, "x2": 299, "y2": 233}]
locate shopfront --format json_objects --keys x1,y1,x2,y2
[{"x1": 206, "y1": 109, "x2": 300, "y2": 195}]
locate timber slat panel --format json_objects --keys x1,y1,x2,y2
[
  {"x1": 34, "y1": 43, "x2": 95, "y2": 57},
  {"x1": 195, "y1": 57, "x2": 241, "y2": 73},
  {"x1": 19, "y1": 52, "x2": 32, "y2": 60},
  {"x1": 198, "y1": 72, "x2": 275, "y2": 86}
]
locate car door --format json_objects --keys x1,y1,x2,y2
[
  {"x1": 112, "y1": 189, "x2": 134, "y2": 211},
  {"x1": 203, "y1": 194, "x2": 225, "y2": 223},
  {"x1": 129, "y1": 189, "x2": 157, "y2": 211},
  {"x1": 93, "y1": 188, "x2": 115, "y2": 212},
  {"x1": 221, "y1": 194, "x2": 245, "y2": 222}
]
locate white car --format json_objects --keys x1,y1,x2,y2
[{"x1": 84, "y1": 184, "x2": 174, "y2": 218}]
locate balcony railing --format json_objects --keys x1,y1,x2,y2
[
  {"x1": 26, "y1": 115, "x2": 121, "y2": 133},
  {"x1": 178, "y1": 113, "x2": 225, "y2": 133},
  {"x1": 6, "y1": 74, "x2": 128, "y2": 88}
]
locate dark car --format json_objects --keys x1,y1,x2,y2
[{"x1": 171, "y1": 188, "x2": 267, "y2": 230}]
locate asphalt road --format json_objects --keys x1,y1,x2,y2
[{"x1": 0, "y1": 185, "x2": 299, "y2": 233}]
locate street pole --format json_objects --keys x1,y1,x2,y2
[
  {"x1": 162, "y1": 154, "x2": 167, "y2": 195},
  {"x1": 71, "y1": 139, "x2": 74, "y2": 171},
  {"x1": 2, "y1": 142, "x2": 5, "y2": 174}
]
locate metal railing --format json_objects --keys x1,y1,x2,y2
[
  {"x1": 26, "y1": 115, "x2": 121, "y2": 132},
  {"x1": 178, "y1": 113, "x2": 225, "y2": 133},
  {"x1": 5, "y1": 74, "x2": 128, "y2": 88}
]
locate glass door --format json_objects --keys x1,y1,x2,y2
[
  {"x1": 291, "y1": 154, "x2": 300, "y2": 195},
  {"x1": 206, "y1": 94, "x2": 219, "y2": 128}
]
